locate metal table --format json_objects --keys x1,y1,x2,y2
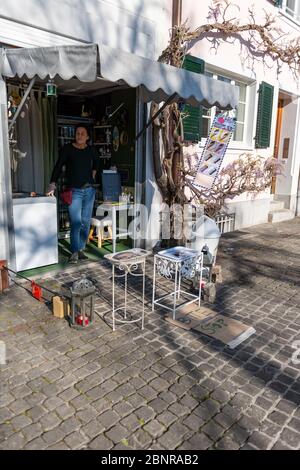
[
  {"x1": 104, "y1": 248, "x2": 151, "y2": 330},
  {"x1": 152, "y1": 246, "x2": 203, "y2": 320},
  {"x1": 96, "y1": 203, "x2": 134, "y2": 253}
]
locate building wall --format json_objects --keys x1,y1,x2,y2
[
  {"x1": 181, "y1": 0, "x2": 300, "y2": 229},
  {"x1": 0, "y1": 0, "x2": 172, "y2": 57}
]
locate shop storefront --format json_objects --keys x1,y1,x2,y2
[{"x1": 0, "y1": 43, "x2": 238, "y2": 272}]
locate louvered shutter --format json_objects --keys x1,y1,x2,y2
[
  {"x1": 182, "y1": 55, "x2": 205, "y2": 142},
  {"x1": 255, "y1": 82, "x2": 274, "y2": 149}
]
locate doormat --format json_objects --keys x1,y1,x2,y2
[{"x1": 165, "y1": 306, "x2": 255, "y2": 349}]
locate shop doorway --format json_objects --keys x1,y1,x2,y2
[
  {"x1": 271, "y1": 98, "x2": 284, "y2": 194},
  {"x1": 7, "y1": 80, "x2": 137, "y2": 274}
]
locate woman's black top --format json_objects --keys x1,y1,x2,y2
[{"x1": 50, "y1": 144, "x2": 99, "y2": 188}]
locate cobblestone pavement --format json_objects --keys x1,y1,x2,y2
[{"x1": 0, "y1": 218, "x2": 300, "y2": 450}]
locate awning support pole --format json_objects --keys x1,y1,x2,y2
[
  {"x1": 8, "y1": 77, "x2": 36, "y2": 132},
  {"x1": 135, "y1": 92, "x2": 177, "y2": 141}
]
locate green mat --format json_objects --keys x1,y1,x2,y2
[{"x1": 19, "y1": 238, "x2": 132, "y2": 278}]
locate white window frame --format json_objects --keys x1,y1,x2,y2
[
  {"x1": 279, "y1": 0, "x2": 300, "y2": 25},
  {"x1": 200, "y1": 71, "x2": 254, "y2": 151}
]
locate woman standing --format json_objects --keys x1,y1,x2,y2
[{"x1": 47, "y1": 126, "x2": 98, "y2": 263}]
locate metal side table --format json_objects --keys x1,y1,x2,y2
[
  {"x1": 152, "y1": 247, "x2": 203, "y2": 320},
  {"x1": 105, "y1": 248, "x2": 151, "y2": 331}
]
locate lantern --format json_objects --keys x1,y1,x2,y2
[
  {"x1": 46, "y1": 80, "x2": 57, "y2": 97},
  {"x1": 69, "y1": 275, "x2": 95, "y2": 328}
]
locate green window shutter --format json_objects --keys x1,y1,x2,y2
[
  {"x1": 182, "y1": 55, "x2": 205, "y2": 142},
  {"x1": 255, "y1": 81, "x2": 274, "y2": 149}
]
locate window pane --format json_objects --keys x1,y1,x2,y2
[
  {"x1": 201, "y1": 117, "x2": 210, "y2": 138},
  {"x1": 205, "y1": 71, "x2": 213, "y2": 78},
  {"x1": 217, "y1": 75, "x2": 231, "y2": 83},
  {"x1": 236, "y1": 103, "x2": 246, "y2": 123},
  {"x1": 286, "y1": 0, "x2": 296, "y2": 15},
  {"x1": 236, "y1": 82, "x2": 247, "y2": 102},
  {"x1": 287, "y1": 0, "x2": 295, "y2": 11},
  {"x1": 233, "y1": 122, "x2": 244, "y2": 141}
]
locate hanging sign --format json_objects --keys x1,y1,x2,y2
[{"x1": 193, "y1": 114, "x2": 235, "y2": 191}]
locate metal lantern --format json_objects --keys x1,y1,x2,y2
[
  {"x1": 69, "y1": 276, "x2": 95, "y2": 328},
  {"x1": 46, "y1": 80, "x2": 57, "y2": 97}
]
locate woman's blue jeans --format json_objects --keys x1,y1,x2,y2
[{"x1": 68, "y1": 187, "x2": 95, "y2": 253}]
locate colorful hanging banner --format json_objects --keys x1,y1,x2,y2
[{"x1": 193, "y1": 114, "x2": 236, "y2": 191}]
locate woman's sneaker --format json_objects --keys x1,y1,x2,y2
[
  {"x1": 78, "y1": 250, "x2": 89, "y2": 260},
  {"x1": 68, "y1": 252, "x2": 78, "y2": 263}
]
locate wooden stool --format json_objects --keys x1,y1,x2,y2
[{"x1": 89, "y1": 217, "x2": 113, "y2": 248}]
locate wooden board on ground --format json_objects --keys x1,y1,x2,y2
[
  {"x1": 165, "y1": 306, "x2": 255, "y2": 348},
  {"x1": 165, "y1": 305, "x2": 217, "y2": 330}
]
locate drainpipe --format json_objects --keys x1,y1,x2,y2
[
  {"x1": 294, "y1": 97, "x2": 300, "y2": 216},
  {"x1": 296, "y1": 163, "x2": 300, "y2": 216},
  {"x1": 172, "y1": 0, "x2": 182, "y2": 29}
]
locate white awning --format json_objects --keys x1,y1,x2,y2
[
  {"x1": 98, "y1": 43, "x2": 238, "y2": 109},
  {"x1": 1, "y1": 44, "x2": 98, "y2": 82},
  {"x1": 0, "y1": 43, "x2": 239, "y2": 109}
]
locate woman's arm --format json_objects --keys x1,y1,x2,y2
[
  {"x1": 46, "y1": 147, "x2": 68, "y2": 195},
  {"x1": 91, "y1": 147, "x2": 99, "y2": 182}
]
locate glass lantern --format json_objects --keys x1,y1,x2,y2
[{"x1": 69, "y1": 275, "x2": 95, "y2": 328}]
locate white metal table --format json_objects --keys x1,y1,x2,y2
[
  {"x1": 152, "y1": 247, "x2": 203, "y2": 320},
  {"x1": 96, "y1": 203, "x2": 134, "y2": 253},
  {"x1": 105, "y1": 248, "x2": 151, "y2": 330}
]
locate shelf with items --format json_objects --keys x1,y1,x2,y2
[{"x1": 93, "y1": 125, "x2": 112, "y2": 159}]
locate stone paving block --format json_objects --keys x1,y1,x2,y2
[
  {"x1": 76, "y1": 405, "x2": 98, "y2": 424},
  {"x1": 248, "y1": 431, "x2": 273, "y2": 450},
  {"x1": 59, "y1": 416, "x2": 82, "y2": 435},
  {"x1": 91, "y1": 397, "x2": 111, "y2": 414},
  {"x1": 88, "y1": 436, "x2": 114, "y2": 450},
  {"x1": 39, "y1": 412, "x2": 62, "y2": 432},
  {"x1": 43, "y1": 396, "x2": 64, "y2": 412},
  {"x1": 25, "y1": 405, "x2": 47, "y2": 422},
  {"x1": 0, "y1": 422, "x2": 15, "y2": 441},
  {"x1": 10, "y1": 414, "x2": 32, "y2": 431},
  {"x1": 0, "y1": 432, "x2": 26, "y2": 450},
  {"x1": 215, "y1": 436, "x2": 240, "y2": 450},
  {"x1": 268, "y1": 410, "x2": 290, "y2": 426},
  {"x1": 157, "y1": 422, "x2": 189, "y2": 449},
  {"x1": 24, "y1": 437, "x2": 47, "y2": 450},
  {"x1": 135, "y1": 406, "x2": 156, "y2": 424},
  {"x1": 63, "y1": 430, "x2": 89, "y2": 449},
  {"x1": 0, "y1": 408, "x2": 14, "y2": 424},
  {"x1": 168, "y1": 402, "x2": 190, "y2": 418},
  {"x1": 184, "y1": 432, "x2": 213, "y2": 450},
  {"x1": 105, "y1": 424, "x2": 130, "y2": 444},
  {"x1": 225, "y1": 424, "x2": 251, "y2": 446},
  {"x1": 202, "y1": 420, "x2": 225, "y2": 442},
  {"x1": 120, "y1": 414, "x2": 142, "y2": 433},
  {"x1": 8, "y1": 399, "x2": 30, "y2": 415},
  {"x1": 280, "y1": 427, "x2": 300, "y2": 449},
  {"x1": 97, "y1": 410, "x2": 119, "y2": 429},
  {"x1": 148, "y1": 398, "x2": 168, "y2": 414}
]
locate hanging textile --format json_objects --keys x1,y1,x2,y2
[
  {"x1": 29, "y1": 90, "x2": 44, "y2": 194},
  {"x1": 15, "y1": 92, "x2": 34, "y2": 193},
  {"x1": 42, "y1": 96, "x2": 58, "y2": 191}
]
